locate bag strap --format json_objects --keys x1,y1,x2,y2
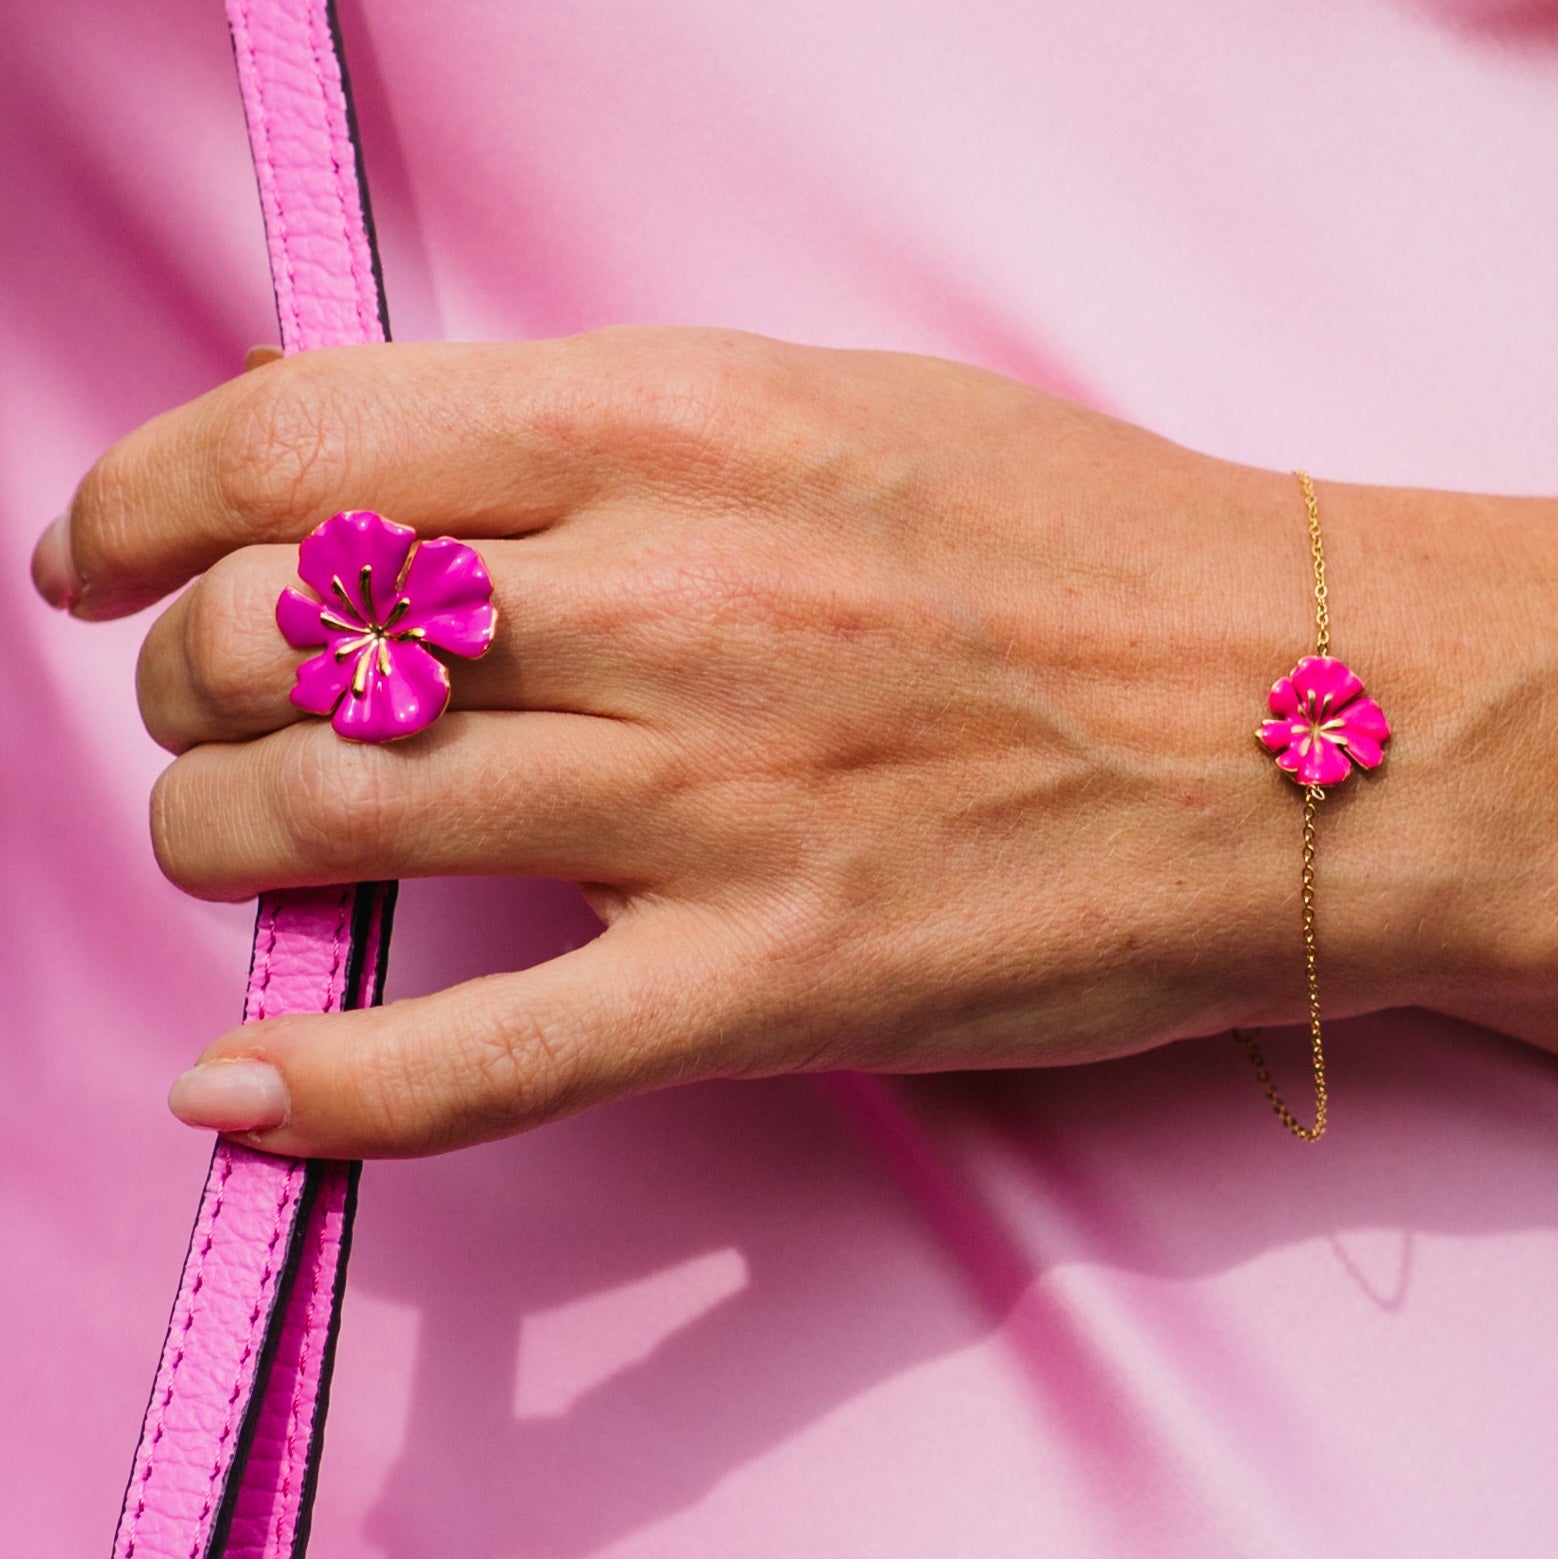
[{"x1": 111, "y1": 4, "x2": 392, "y2": 1555}]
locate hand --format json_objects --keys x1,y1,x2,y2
[{"x1": 33, "y1": 329, "x2": 1558, "y2": 1156}]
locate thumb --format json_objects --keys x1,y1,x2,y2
[{"x1": 166, "y1": 918, "x2": 730, "y2": 1158}]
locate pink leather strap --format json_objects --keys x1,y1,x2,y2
[{"x1": 112, "y1": 5, "x2": 392, "y2": 1556}]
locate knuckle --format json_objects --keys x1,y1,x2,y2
[
  {"x1": 438, "y1": 985, "x2": 583, "y2": 1146},
  {"x1": 272, "y1": 730, "x2": 403, "y2": 877},
  {"x1": 213, "y1": 359, "x2": 352, "y2": 537},
  {"x1": 179, "y1": 553, "x2": 287, "y2": 727},
  {"x1": 354, "y1": 988, "x2": 581, "y2": 1157},
  {"x1": 135, "y1": 625, "x2": 184, "y2": 754},
  {"x1": 347, "y1": 1036, "x2": 455, "y2": 1157},
  {"x1": 467, "y1": 997, "x2": 581, "y2": 1134},
  {"x1": 625, "y1": 364, "x2": 733, "y2": 451},
  {"x1": 556, "y1": 327, "x2": 770, "y2": 476},
  {"x1": 634, "y1": 544, "x2": 811, "y2": 647}
]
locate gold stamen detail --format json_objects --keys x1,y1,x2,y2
[
  {"x1": 333, "y1": 634, "x2": 372, "y2": 663},
  {"x1": 329, "y1": 575, "x2": 364, "y2": 623},
  {"x1": 350, "y1": 644, "x2": 374, "y2": 698}
]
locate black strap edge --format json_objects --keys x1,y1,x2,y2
[
  {"x1": 201, "y1": 1161, "x2": 324, "y2": 1559},
  {"x1": 324, "y1": 0, "x2": 392, "y2": 342},
  {"x1": 286, "y1": 1159, "x2": 363, "y2": 1559}
]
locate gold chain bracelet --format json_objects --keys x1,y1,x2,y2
[{"x1": 1233, "y1": 472, "x2": 1392, "y2": 1141}]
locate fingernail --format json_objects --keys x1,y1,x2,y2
[
  {"x1": 31, "y1": 514, "x2": 81, "y2": 611},
  {"x1": 168, "y1": 1059, "x2": 289, "y2": 1132}
]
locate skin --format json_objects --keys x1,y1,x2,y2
[{"x1": 29, "y1": 328, "x2": 1558, "y2": 1158}]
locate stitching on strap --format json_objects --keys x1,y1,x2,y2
[
  {"x1": 120, "y1": 1151, "x2": 235, "y2": 1556},
  {"x1": 187, "y1": 1171, "x2": 302, "y2": 1557},
  {"x1": 233, "y1": 1, "x2": 302, "y2": 344},
  {"x1": 325, "y1": 886, "x2": 352, "y2": 1011},
  {"x1": 247, "y1": 897, "x2": 282, "y2": 1024},
  {"x1": 303, "y1": 0, "x2": 376, "y2": 340},
  {"x1": 121, "y1": 1152, "x2": 301, "y2": 1557}
]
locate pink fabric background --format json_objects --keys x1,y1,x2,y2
[{"x1": 7, "y1": 1, "x2": 1558, "y2": 1553}]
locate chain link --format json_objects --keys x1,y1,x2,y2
[
  {"x1": 1231, "y1": 471, "x2": 1330, "y2": 1142},
  {"x1": 1298, "y1": 469, "x2": 1330, "y2": 659}
]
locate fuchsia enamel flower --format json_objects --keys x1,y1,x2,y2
[
  {"x1": 276, "y1": 509, "x2": 497, "y2": 743},
  {"x1": 1257, "y1": 654, "x2": 1390, "y2": 788}
]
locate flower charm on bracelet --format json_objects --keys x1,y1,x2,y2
[
  {"x1": 1256, "y1": 655, "x2": 1390, "y2": 788},
  {"x1": 276, "y1": 509, "x2": 497, "y2": 743}
]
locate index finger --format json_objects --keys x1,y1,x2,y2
[{"x1": 44, "y1": 337, "x2": 638, "y2": 621}]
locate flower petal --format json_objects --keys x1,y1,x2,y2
[
  {"x1": 1258, "y1": 719, "x2": 1299, "y2": 753},
  {"x1": 1290, "y1": 656, "x2": 1364, "y2": 719},
  {"x1": 1338, "y1": 729, "x2": 1384, "y2": 768},
  {"x1": 290, "y1": 649, "x2": 354, "y2": 717},
  {"x1": 1339, "y1": 694, "x2": 1390, "y2": 743},
  {"x1": 397, "y1": 535, "x2": 498, "y2": 658},
  {"x1": 1293, "y1": 732, "x2": 1352, "y2": 787},
  {"x1": 1267, "y1": 676, "x2": 1300, "y2": 719},
  {"x1": 276, "y1": 587, "x2": 329, "y2": 649},
  {"x1": 297, "y1": 510, "x2": 417, "y2": 623},
  {"x1": 331, "y1": 640, "x2": 451, "y2": 743}
]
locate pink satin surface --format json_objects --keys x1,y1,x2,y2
[{"x1": 7, "y1": 1, "x2": 1558, "y2": 1554}]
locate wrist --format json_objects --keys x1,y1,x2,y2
[{"x1": 1303, "y1": 478, "x2": 1558, "y2": 1043}]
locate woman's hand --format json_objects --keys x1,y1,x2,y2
[{"x1": 32, "y1": 329, "x2": 1558, "y2": 1156}]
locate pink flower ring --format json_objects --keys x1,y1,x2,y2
[
  {"x1": 1256, "y1": 654, "x2": 1391, "y2": 788},
  {"x1": 275, "y1": 509, "x2": 497, "y2": 743}
]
